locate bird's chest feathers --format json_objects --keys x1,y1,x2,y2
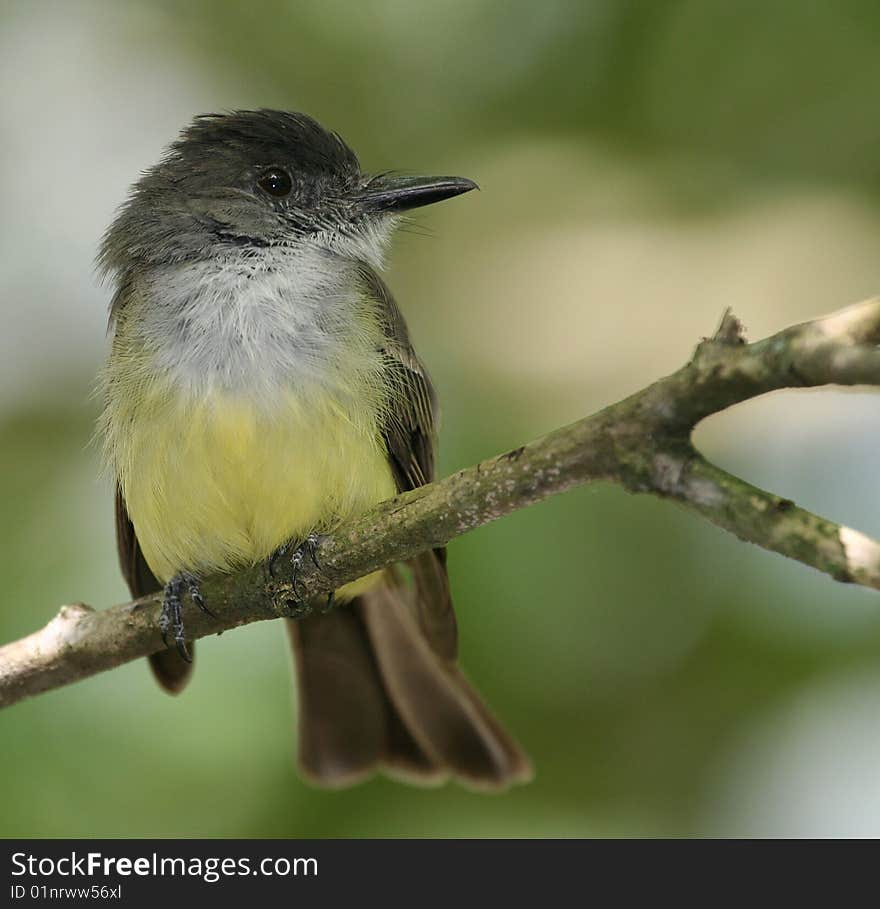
[
  {"x1": 121, "y1": 389, "x2": 395, "y2": 581},
  {"x1": 106, "y1": 251, "x2": 396, "y2": 580},
  {"x1": 140, "y1": 249, "x2": 382, "y2": 399}
]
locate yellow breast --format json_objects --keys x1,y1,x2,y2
[{"x1": 111, "y1": 383, "x2": 396, "y2": 591}]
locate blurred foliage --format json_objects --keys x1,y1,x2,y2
[
  {"x1": 163, "y1": 0, "x2": 880, "y2": 199},
  {"x1": 3, "y1": 0, "x2": 880, "y2": 837}
]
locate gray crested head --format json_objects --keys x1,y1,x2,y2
[{"x1": 98, "y1": 109, "x2": 477, "y2": 279}]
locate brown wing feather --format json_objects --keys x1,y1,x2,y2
[
  {"x1": 115, "y1": 487, "x2": 194, "y2": 694},
  {"x1": 360, "y1": 265, "x2": 457, "y2": 661}
]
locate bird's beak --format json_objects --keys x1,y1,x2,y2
[{"x1": 357, "y1": 174, "x2": 478, "y2": 214}]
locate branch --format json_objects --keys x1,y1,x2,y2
[{"x1": 3, "y1": 299, "x2": 880, "y2": 708}]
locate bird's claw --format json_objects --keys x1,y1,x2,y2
[
  {"x1": 267, "y1": 541, "x2": 290, "y2": 580},
  {"x1": 319, "y1": 590, "x2": 336, "y2": 615},
  {"x1": 268, "y1": 533, "x2": 323, "y2": 592},
  {"x1": 160, "y1": 571, "x2": 209, "y2": 662},
  {"x1": 268, "y1": 533, "x2": 328, "y2": 613}
]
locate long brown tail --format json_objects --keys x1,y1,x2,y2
[{"x1": 286, "y1": 577, "x2": 532, "y2": 790}]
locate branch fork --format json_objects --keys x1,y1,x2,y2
[{"x1": 2, "y1": 298, "x2": 880, "y2": 707}]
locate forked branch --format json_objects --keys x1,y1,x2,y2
[{"x1": 2, "y1": 299, "x2": 880, "y2": 708}]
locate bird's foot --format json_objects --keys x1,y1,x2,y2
[
  {"x1": 267, "y1": 532, "x2": 324, "y2": 603},
  {"x1": 160, "y1": 571, "x2": 212, "y2": 661}
]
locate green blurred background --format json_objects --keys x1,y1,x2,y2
[{"x1": 2, "y1": 0, "x2": 880, "y2": 837}]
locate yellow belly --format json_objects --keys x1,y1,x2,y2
[{"x1": 115, "y1": 385, "x2": 396, "y2": 594}]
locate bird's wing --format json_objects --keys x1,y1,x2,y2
[{"x1": 359, "y1": 265, "x2": 457, "y2": 660}]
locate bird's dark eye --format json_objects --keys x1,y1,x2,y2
[{"x1": 257, "y1": 167, "x2": 292, "y2": 197}]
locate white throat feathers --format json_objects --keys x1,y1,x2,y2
[{"x1": 119, "y1": 230, "x2": 394, "y2": 409}]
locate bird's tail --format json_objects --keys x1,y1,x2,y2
[{"x1": 286, "y1": 572, "x2": 532, "y2": 790}]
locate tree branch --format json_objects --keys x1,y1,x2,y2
[{"x1": 3, "y1": 299, "x2": 880, "y2": 708}]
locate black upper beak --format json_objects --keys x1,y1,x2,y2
[{"x1": 358, "y1": 174, "x2": 478, "y2": 214}]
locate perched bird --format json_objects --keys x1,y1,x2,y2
[{"x1": 98, "y1": 110, "x2": 532, "y2": 789}]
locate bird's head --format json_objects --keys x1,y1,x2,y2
[{"x1": 99, "y1": 109, "x2": 477, "y2": 274}]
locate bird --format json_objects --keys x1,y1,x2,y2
[{"x1": 98, "y1": 109, "x2": 532, "y2": 789}]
